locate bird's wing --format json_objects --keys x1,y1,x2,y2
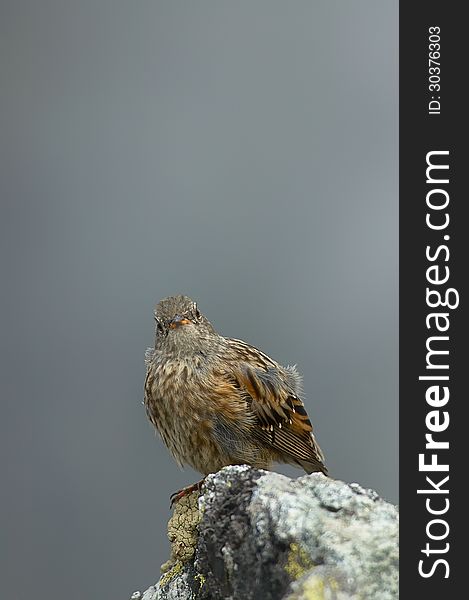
[{"x1": 224, "y1": 338, "x2": 327, "y2": 474}]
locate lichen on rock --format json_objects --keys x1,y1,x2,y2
[
  {"x1": 131, "y1": 466, "x2": 398, "y2": 600},
  {"x1": 160, "y1": 491, "x2": 201, "y2": 574}
]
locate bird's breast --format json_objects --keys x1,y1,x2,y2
[
  {"x1": 146, "y1": 355, "x2": 226, "y2": 472},
  {"x1": 148, "y1": 354, "x2": 215, "y2": 422},
  {"x1": 152, "y1": 355, "x2": 209, "y2": 394}
]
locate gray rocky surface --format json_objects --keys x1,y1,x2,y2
[{"x1": 131, "y1": 465, "x2": 398, "y2": 600}]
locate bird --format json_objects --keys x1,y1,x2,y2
[{"x1": 144, "y1": 295, "x2": 327, "y2": 505}]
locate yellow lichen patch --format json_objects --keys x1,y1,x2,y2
[
  {"x1": 288, "y1": 573, "x2": 342, "y2": 600},
  {"x1": 303, "y1": 574, "x2": 342, "y2": 600},
  {"x1": 194, "y1": 572, "x2": 206, "y2": 590},
  {"x1": 301, "y1": 575, "x2": 325, "y2": 600},
  {"x1": 160, "y1": 489, "x2": 201, "y2": 580},
  {"x1": 285, "y1": 542, "x2": 314, "y2": 580},
  {"x1": 167, "y1": 490, "x2": 201, "y2": 563},
  {"x1": 159, "y1": 561, "x2": 184, "y2": 588}
]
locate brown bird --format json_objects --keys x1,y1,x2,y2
[{"x1": 144, "y1": 295, "x2": 327, "y2": 504}]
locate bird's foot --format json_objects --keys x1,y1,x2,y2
[{"x1": 169, "y1": 478, "x2": 205, "y2": 508}]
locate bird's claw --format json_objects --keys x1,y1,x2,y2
[{"x1": 169, "y1": 479, "x2": 204, "y2": 508}]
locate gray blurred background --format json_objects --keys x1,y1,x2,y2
[{"x1": 0, "y1": 2, "x2": 398, "y2": 599}]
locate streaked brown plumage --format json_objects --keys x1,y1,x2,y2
[{"x1": 144, "y1": 295, "x2": 327, "y2": 496}]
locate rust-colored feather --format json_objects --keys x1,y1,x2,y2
[{"x1": 224, "y1": 338, "x2": 327, "y2": 475}]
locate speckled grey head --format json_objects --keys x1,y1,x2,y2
[
  {"x1": 153, "y1": 295, "x2": 217, "y2": 351},
  {"x1": 155, "y1": 295, "x2": 198, "y2": 323}
]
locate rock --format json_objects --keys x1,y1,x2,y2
[{"x1": 131, "y1": 465, "x2": 398, "y2": 600}]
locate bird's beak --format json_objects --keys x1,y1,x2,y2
[{"x1": 168, "y1": 315, "x2": 192, "y2": 329}]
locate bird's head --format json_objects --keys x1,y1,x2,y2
[{"x1": 153, "y1": 295, "x2": 216, "y2": 353}]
